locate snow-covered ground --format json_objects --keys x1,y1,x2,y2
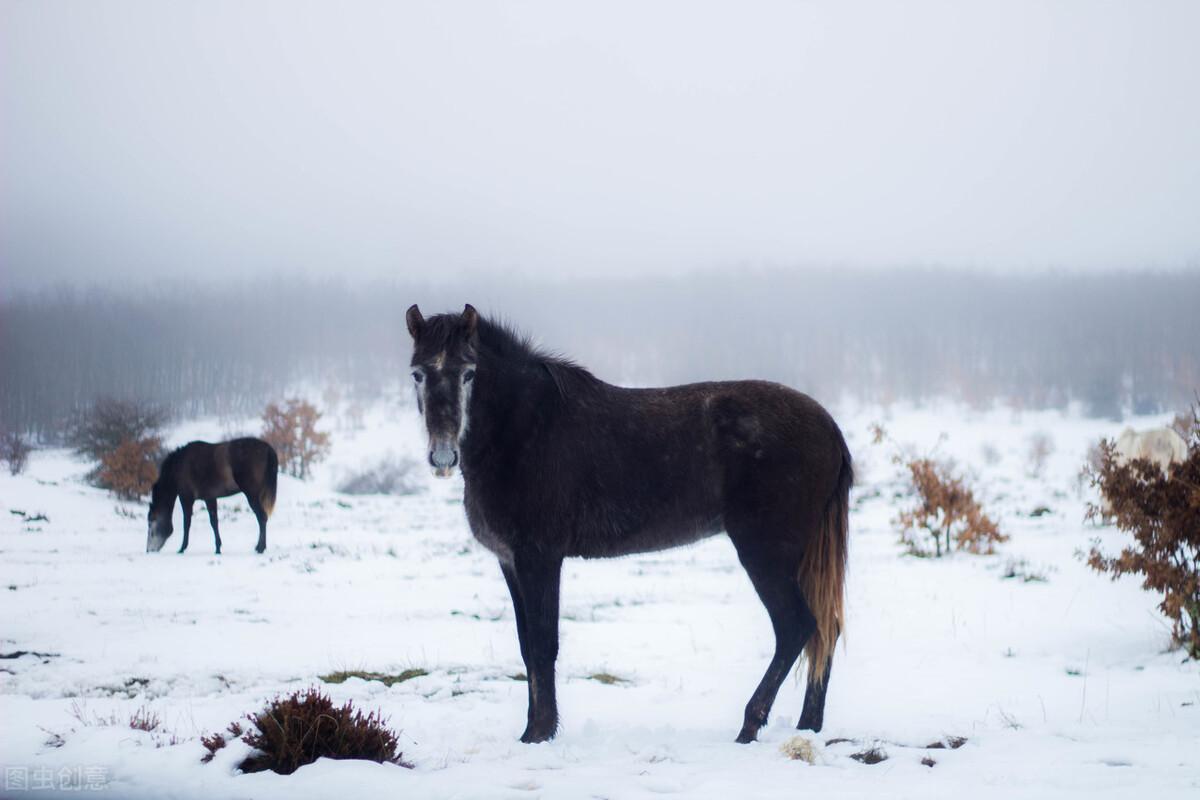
[{"x1": 2, "y1": 400, "x2": 1197, "y2": 799}]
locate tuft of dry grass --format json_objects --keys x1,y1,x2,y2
[
  {"x1": 585, "y1": 672, "x2": 630, "y2": 685},
  {"x1": 319, "y1": 668, "x2": 428, "y2": 687},
  {"x1": 65, "y1": 700, "x2": 179, "y2": 747}
]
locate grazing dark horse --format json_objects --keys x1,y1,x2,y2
[
  {"x1": 406, "y1": 304, "x2": 853, "y2": 744},
  {"x1": 146, "y1": 438, "x2": 279, "y2": 555}
]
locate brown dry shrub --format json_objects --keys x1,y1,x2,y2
[
  {"x1": 97, "y1": 436, "x2": 163, "y2": 500},
  {"x1": 66, "y1": 397, "x2": 167, "y2": 496},
  {"x1": 897, "y1": 458, "x2": 1006, "y2": 557},
  {"x1": 201, "y1": 688, "x2": 409, "y2": 774},
  {"x1": 67, "y1": 397, "x2": 167, "y2": 462},
  {"x1": 261, "y1": 399, "x2": 331, "y2": 480},
  {"x1": 0, "y1": 430, "x2": 32, "y2": 475},
  {"x1": 1086, "y1": 407, "x2": 1200, "y2": 659}
]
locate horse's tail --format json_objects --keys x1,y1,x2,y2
[
  {"x1": 260, "y1": 446, "x2": 279, "y2": 518},
  {"x1": 798, "y1": 435, "x2": 852, "y2": 685}
]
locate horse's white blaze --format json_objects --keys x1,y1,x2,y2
[
  {"x1": 413, "y1": 366, "x2": 427, "y2": 413},
  {"x1": 459, "y1": 365, "x2": 474, "y2": 440}
]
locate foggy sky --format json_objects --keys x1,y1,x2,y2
[{"x1": 3, "y1": 1, "x2": 1199, "y2": 289}]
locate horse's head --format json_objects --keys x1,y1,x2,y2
[
  {"x1": 145, "y1": 479, "x2": 174, "y2": 552},
  {"x1": 406, "y1": 303, "x2": 479, "y2": 477}
]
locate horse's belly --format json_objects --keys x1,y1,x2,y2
[
  {"x1": 571, "y1": 515, "x2": 724, "y2": 559},
  {"x1": 471, "y1": 524, "x2": 515, "y2": 562}
]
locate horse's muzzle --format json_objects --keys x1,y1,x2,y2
[{"x1": 429, "y1": 442, "x2": 459, "y2": 478}]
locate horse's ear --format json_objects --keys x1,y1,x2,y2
[
  {"x1": 406, "y1": 304, "x2": 425, "y2": 340},
  {"x1": 462, "y1": 304, "x2": 479, "y2": 337}
]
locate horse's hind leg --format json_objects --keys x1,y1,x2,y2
[
  {"x1": 798, "y1": 654, "x2": 834, "y2": 732},
  {"x1": 205, "y1": 498, "x2": 222, "y2": 555},
  {"x1": 246, "y1": 494, "x2": 267, "y2": 554},
  {"x1": 179, "y1": 496, "x2": 194, "y2": 554},
  {"x1": 729, "y1": 530, "x2": 815, "y2": 744}
]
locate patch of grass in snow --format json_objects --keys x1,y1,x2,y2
[
  {"x1": 319, "y1": 668, "x2": 428, "y2": 687},
  {"x1": 450, "y1": 608, "x2": 505, "y2": 621},
  {"x1": 925, "y1": 735, "x2": 968, "y2": 749},
  {"x1": 850, "y1": 746, "x2": 888, "y2": 765},
  {"x1": 586, "y1": 671, "x2": 630, "y2": 686},
  {"x1": 1001, "y1": 558, "x2": 1051, "y2": 583}
]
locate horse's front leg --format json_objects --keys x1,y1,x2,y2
[{"x1": 508, "y1": 552, "x2": 563, "y2": 743}]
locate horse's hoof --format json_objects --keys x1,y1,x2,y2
[
  {"x1": 255, "y1": 546, "x2": 266, "y2": 554},
  {"x1": 735, "y1": 728, "x2": 758, "y2": 744},
  {"x1": 796, "y1": 716, "x2": 823, "y2": 733},
  {"x1": 519, "y1": 724, "x2": 556, "y2": 744}
]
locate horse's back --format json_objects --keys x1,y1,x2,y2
[
  {"x1": 689, "y1": 380, "x2": 847, "y2": 515},
  {"x1": 616, "y1": 379, "x2": 846, "y2": 478},
  {"x1": 175, "y1": 438, "x2": 276, "y2": 498},
  {"x1": 224, "y1": 438, "x2": 278, "y2": 486},
  {"x1": 541, "y1": 379, "x2": 848, "y2": 556}
]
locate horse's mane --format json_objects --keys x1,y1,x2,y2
[
  {"x1": 419, "y1": 311, "x2": 601, "y2": 397},
  {"x1": 154, "y1": 444, "x2": 194, "y2": 482},
  {"x1": 149, "y1": 445, "x2": 187, "y2": 497},
  {"x1": 160, "y1": 445, "x2": 187, "y2": 470},
  {"x1": 476, "y1": 316, "x2": 602, "y2": 398}
]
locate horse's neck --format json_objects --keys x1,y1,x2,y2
[
  {"x1": 157, "y1": 470, "x2": 180, "y2": 511},
  {"x1": 467, "y1": 359, "x2": 556, "y2": 454}
]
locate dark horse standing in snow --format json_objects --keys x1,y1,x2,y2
[
  {"x1": 406, "y1": 305, "x2": 852, "y2": 744},
  {"x1": 146, "y1": 438, "x2": 278, "y2": 555}
]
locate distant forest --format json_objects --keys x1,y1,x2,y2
[{"x1": 2, "y1": 269, "x2": 1197, "y2": 439}]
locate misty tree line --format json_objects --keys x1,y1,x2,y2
[{"x1": 1, "y1": 269, "x2": 1197, "y2": 440}]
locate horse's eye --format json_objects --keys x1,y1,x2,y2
[
  {"x1": 412, "y1": 371, "x2": 423, "y2": 383},
  {"x1": 463, "y1": 369, "x2": 476, "y2": 384}
]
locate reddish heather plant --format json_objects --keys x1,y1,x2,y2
[{"x1": 201, "y1": 688, "x2": 409, "y2": 774}]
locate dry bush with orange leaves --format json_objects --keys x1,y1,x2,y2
[
  {"x1": 261, "y1": 398, "x2": 330, "y2": 480},
  {"x1": 869, "y1": 421, "x2": 1005, "y2": 558},
  {"x1": 897, "y1": 458, "x2": 1006, "y2": 557},
  {"x1": 97, "y1": 436, "x2": 164, "y2": 500},
  {"x1": 65, "y1": 397, "x2": 167, "y2": 498},
  {"x1": 1086, "y1": 406, "x2": 1200, "y2": 659}
]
